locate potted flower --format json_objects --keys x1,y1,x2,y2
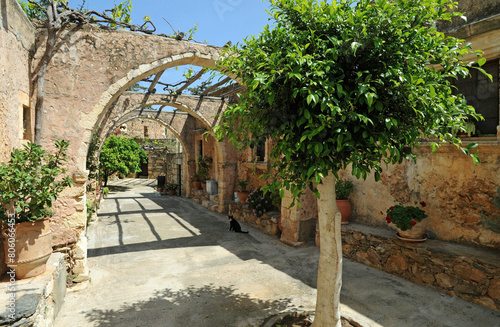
[
  {"x1": 336, "y1": 178, "x2": 354, "y2": 224},
  {"x1": 385, "y1": 201, "x2": 428, "y2": 241},
  {"x1": 0, "y1": 141, "x2": 74, "y2": 279},
  {"x1": 166, "y1": 183, "x2": 178, "y2": 196},
  {"x1": 237, "y1": 179, "x2": 250, "y2": 204}
]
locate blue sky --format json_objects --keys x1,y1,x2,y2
[
  {"x1": 68, "y1": 0, "x2": 272, "y2": 47},
  {"x1": 65, "y1": 0, "x2": 273, "y2": 100}
]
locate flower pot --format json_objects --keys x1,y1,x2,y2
[
  {"x1": 336, "y1": 199, "x2": 352, "y2": 224},
  {"x1": 2, "y1": 219, "x2": 52, "y2": 279},
  {"x1": 201, "y1": 182, "x2": 207, "y2": 192},
  {"x1": 192, "y1": 181, "x2": 202, "y2": 190},
  {"x1": 396, "y1": 219, "x2": 427, "y2": 241},
  {"x1": 237, "y1": 191, "x2": 250, "y2": 204},
  {"x1": 168, "y1": 189, "x2": 176, "y2": 196}
]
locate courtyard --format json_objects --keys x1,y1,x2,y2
[{"x1": 51, "y1": 179, "x2": 500, "y2": 327}]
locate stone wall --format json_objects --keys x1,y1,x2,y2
[
  {"x1": 341, "y1": 224, "x2": 500, "y2": 311},
  {"x1": 229, "y1": 203, "x2": 280, "y2": 236},
  {"x1": 344, "y1": 143, "x2": 500, "y2": 250},
  {"x1": 121, "y1": 118, "x2": 167, "y2": 139},
  {"x1": 0, "y1": 0, "x2": 36, "y2": 276}
]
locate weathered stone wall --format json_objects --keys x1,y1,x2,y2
[
  {"x1": 229, "y1": 203, "x2": 280, "y2": 236},
  {"x1": 341, "y1": 224, "x2": 500, "y2": 311},
  {"x1": 438, "y1": 0, "x2": 500, "y2": 33},
  {"x1": 123, "y1": 118, "x2": 167, "y2": 139},
  {"x1": 0, "y1": 0, "x2": 36, "y2": 276},
  {"x1": 345, "y1": 143, "x2": 500, "y2": 250}
]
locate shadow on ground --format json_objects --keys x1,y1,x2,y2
[{"x1": 84, "y1": 284, "x2": 293, "y2": 327}]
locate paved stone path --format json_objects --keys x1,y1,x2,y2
[{"x1": 54, "y1": 179, "x2": 500, "y2": 327}]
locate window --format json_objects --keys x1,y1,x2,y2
[
  {"x1": 198, "y1": 140, "x2": 203, "y2": 157},
  {"x1": 256, "y1": 139, "x2": 266, "y2": 162},
  {"x1": 450, "y1": 60, "x2": 499, "y2": 136},
  {"x1": 18, "y1": 91, "x2": 32, "y2": 142}
]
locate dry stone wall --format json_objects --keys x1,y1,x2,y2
[{"x1": 341, "y1": 224, "x2": 500, "y2": 311}]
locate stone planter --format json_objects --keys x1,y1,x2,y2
[
  {"x1": 2, "y1": 219, "x2": 52, "y2": 279},
  {"x1": 336, "y1": 199, "x2": 352, "y2": 224},
  {"x1": 396, "y1": 219, "x2": 427, "y2": 241}
]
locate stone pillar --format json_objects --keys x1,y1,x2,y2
[
  {"x1": 280, "y1": 188, "x2": 318, "y2": 246},
  {"x1": 218, "y1": 162, "x2": 237, "y2": 213}
]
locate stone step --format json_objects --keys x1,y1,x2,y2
[
  {"x1": 0, "y1": 253, "x2": 66, "y2": 326},
  {"x1": 202, "y1": 200, "x2": 218, "y2": 212}
]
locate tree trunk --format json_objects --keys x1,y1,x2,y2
[{"x1": 312, "y1": 174, "x2": 342, "y2": 327}]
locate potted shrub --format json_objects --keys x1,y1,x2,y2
[
  {"x1": 192, "y1": 172, "x2": 202, "y2": 190},
  {"x1": 166, "y1": 183, "x2": 178, "y2": 196},
  {"x1": 336, "y1": 178, "x2": 354, "y2": 224},
  {"x1": 0, "y1": 141, "x2": 74, "y2": 279},
  {"x1": 385, "y1": 201, "x2": 428, "y2": 241},
  {"x1": 237, "y1": 179, "x2": 250, "y2": 204},
  {"x1": 197, "y1": 155, "x2": 213, "y2": 192}
]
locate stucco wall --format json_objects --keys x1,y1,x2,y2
[{"x1": 0, "y1": 0, "x2": 36, "y2": 276}]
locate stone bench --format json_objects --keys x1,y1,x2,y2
[
  {"x1": 0, "y1": 253, "x2": 66, "y2": 326},
  {"x1": 341, "y1": 223, "x2": 499, "y2": 311}
]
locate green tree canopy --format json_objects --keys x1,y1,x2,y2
[
  {"x1": 99, "y1": 136, "x2": 147, "y2": 186},
  {"x1": 215, "y1": 0, "x2": 488, "y2": 202}
]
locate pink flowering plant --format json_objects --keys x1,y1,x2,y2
[
  {"x1": 385, "y1": 201, "x2": 428, "y2": 231},
  {"x1": 247, "y1": 189, "x2": 279, "y2": 218}
]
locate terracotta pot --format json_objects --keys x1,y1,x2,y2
[
  {"x1": 237, "y1": 191, "x2": 250, "y2": 204},
  {"x1": 168, "y1": 189, "x2": 176, "y2": 196},
  {"x1": 2, "y1": 219, "x2": 52, "y2": 279},
  {"x1": 158, "y1": 187, "x2": 163, "y2": 192},
  {"x1": 396, "y1": 219, "x2": 427, "y2": 241},
  {"x1": 201, "y1": 182, "x2": 206, "y2": 192},
  {"x1": 192, "y1": 181, "x2": 202, "y2": 190},
  {"x1": 336, "y1": 199, "x2": 352, "y2": 224}
]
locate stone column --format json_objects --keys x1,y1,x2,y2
[
  {"x1": 280, "y1": 188, "x2": 318, "y2": 246},
  {"x1": 217, "y1": 162, "x2": 237, "y2": 213}
]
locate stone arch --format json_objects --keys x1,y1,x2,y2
[{"x1": 81, "y1": 51, "x2": 222, "y2": 171}]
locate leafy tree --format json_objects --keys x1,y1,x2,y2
[
  {"x1": 99, "y1": 136, "x2": 147, "y2": 186},
  {"x1": 214, "y1": 0, "x2": 488, "y2": 325}
]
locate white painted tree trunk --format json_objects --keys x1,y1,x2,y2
[{"x1": 312, "y1": 174, "x2": 342, "y2": 327}]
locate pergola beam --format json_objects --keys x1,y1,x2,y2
[{"x1": 200, "y1": 76, "x2": 232, "y2": 96}]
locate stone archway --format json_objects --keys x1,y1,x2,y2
[{"x1": 34, "y1": 24, "x2": 237, "y2": 276}]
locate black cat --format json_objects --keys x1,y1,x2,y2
[{"x1": 228, "y1": 215, "x2": 249, "y2": 233}]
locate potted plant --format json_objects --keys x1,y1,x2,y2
[
  {"x1": 0, "y1": 141, "x2": 74, "y2": 279},
  {"x1": 237, "y1": 179, "x2": 250, "y2": 204},
  {"x1": 166, "y1": 183, "x2": 178, "y2": 196},
  {"x1": 192, "y1": 172, "x2": 202, "y2": 190},
  {"x1": 385, "y1": 201, "x2": 428, "y2": 241},
  {"x1": 336, "y1": 178, "x2": 354, "y2": 224},
  {"x1": 197, "y1": 155, "x2": 213, "y2": 192}
]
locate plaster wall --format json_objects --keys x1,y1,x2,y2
[{"x1": 0, "y1": 0, "x2": 35, "y2": 276}]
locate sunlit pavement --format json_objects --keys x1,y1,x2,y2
[{"x1": 54, "y1": 179, "x2": 500, "y2": 327}]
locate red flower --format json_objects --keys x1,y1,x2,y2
[
  {"x1": 411, "y1": 220, "x2": 417, "y2": 226},
  {"x1": 389, "y1": 206, "x2": 394, "y2": 211},
  {"x1": 385, "y1": 216, "x2": 392, "y2": 224},
  {"x1": 420, "y1": 201, "x2": 426, "y2": 207},
  {"x1": 116, "y1": 128, "x2": 121, "y2": 134}
]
